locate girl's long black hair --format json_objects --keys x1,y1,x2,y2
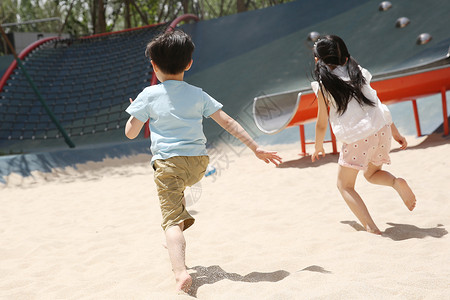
[{"x1": 313, "y1": 35, "x2": 374, "y2": 115}]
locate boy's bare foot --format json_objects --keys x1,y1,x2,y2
[
  {"x1": 176, "y1": 272, "x2": 192, "y2": 293},
  {"x1": 393, "y1": 178, "x2": 416, "y2": 211}
]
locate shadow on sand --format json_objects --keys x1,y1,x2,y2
[
  {"x1": 340, "y1": 220, "x2": 366, "y2": 232},
  {"x1": 382, "y1": 223, "x2": 448, "y2": 241},
  {"x1": 277, "y1": 153, "x2": 339, "y2": 169},
  {"x1": 341, "y1": 221, "x2": 448, "y2": 241},
  {"x1": 277, "y1": 132, "x2": 449, "y2": 170},
  {"x1": 390, "y1": 131, "x2": 450, "y2": 153},
  {"x1": 187, "y1": 265, "x2": 289, "y2": 297},
  {"x1": 298, "y1": 265, "x2": 332, "y2": 274}
]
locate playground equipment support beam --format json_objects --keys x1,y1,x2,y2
[
  {"x1": 441, "y1": 87, "x2": 449, "y2": 136},
  {"x1": 411, "y1": 100, "x2": 422, "y2": 137}
]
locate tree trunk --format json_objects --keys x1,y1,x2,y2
[
  {"x1": 124, "y1": 0, "x2": 131, "y2": 28},
  {"x1": 91, "y1": 0, "x2": 97, "y2": 34},
  {"x1": 181, "y1": 0, "x2": 189, "y2": 14},
  {"x1": 96, "y1": 0, "x2": 107, "y2": 33},
  {"x1": 130, "y1": 0, "x2": 149, "y2": 25},
  {"x1": 237, "y1": 0, "x2": 247, "y2": 13},
  {"x1": 59, "y1": 0, "x2": 75, "y2": 36}
]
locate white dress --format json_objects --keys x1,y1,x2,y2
[{"x1": 311, "y1": 65, "x2": 392, "y2": 144}]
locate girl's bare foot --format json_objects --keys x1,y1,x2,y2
[
  {"x1": 365, "y1": 225, "x2": 382, "y2": 235},
  {"x1": 393, "y1": 178, "x2": 416, "y2": 211},
  {"x1": 176, "y1": 272, "x2": 192, "y2": 293}
]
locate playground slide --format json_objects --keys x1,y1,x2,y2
[{"x1": 253, "y1": 61, "x2": 450, "y2": 135}]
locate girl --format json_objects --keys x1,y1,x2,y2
[{"x1": 310, "y1": 35, "x2": 416, "y2": 235}]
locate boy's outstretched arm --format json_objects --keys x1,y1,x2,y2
[{"x1": 210, "y1": 109, "x2": 282, "y2": 166}]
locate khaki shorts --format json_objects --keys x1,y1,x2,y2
[
  {"x1": 153, "y1": 156, "x2": 209, "y2": 231},
  {"x1": 338, "y1": 124, "x2": 392, "y2": 171}
]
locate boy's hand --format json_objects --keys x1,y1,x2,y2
[
  {"x1": 129, "y1": 98, "x2": 134, "y2": 103},
  {"x1": 393, "y1": 134, "x2": 407, "y2": 150},
  {"x1": 311, "y1": 146, "x2": 325, "y2": 162},
  {"x1": 254, "y1": 148, "x2": 282, "y2": 166}
]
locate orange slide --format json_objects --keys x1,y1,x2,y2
[{"x1": 253, "y1": 64, "x2": 450, "y2": 154}]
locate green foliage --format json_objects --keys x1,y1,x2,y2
[
  {"x1": 0, "y1": 0, "x2": 19, "y2": 27},
  {"x1": 1, "y1": 0, "x2": 293, "y2": 38}
]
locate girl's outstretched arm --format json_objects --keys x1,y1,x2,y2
[
  {"x1": 390, "y1": 123, "x2": 407, "y2": 150},
  {"x1": 210, "y1": 109, "x2": 282, "y2": 166},
  {"x1": 311, "y1": 90, "x2": 329, "y2": 162}
]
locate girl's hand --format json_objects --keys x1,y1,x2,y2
[
  {"x1": 254, "y1": 148, "x2": 283, "y2": 166},
  {"x1": 311, "y1": 147, "x2": 325, "y2": 162},
  {"x1": 390, "y1": 123, "x2": 407, "y2": 150},
  {"x1": 393, "y1": 134, "x2": 407, "y2": 150}
]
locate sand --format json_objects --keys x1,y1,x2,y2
[{"x1": 1, "y1": 133, "x2": 449, "y2": 299}]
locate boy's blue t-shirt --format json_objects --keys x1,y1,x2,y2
[{"x1": 125, "y1": 80, "x2": 223, "y2": 163}]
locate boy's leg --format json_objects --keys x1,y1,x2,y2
[
  {"x1": 165, "y1": 222, "x2": 192, "y2": 293},
  {"x1": 364, "y1": 163, "x2": 416, "y2": 211},
  {"x1": 161, "y1": 196, "x2": 188, "y2": 250},
  {"x1": 153, "y1": 158, "x2": 196, "y2": 293},
  {"x1": 337, "y1": 165, "x2": 381, "y2": 235}
]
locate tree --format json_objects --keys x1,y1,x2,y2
[
  {"x1": 93, "y1": 0, "x2": 107, "y2": 34},
  {"x1": 1, "y1": 0, "x2": 293, "y2": 38},
  {"x1": 237, "y1": 0, "x2": 248, "y2": 13}
]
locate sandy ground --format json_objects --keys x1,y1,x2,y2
[{"x1": 1, "y1": 133, "x2": 449, "y2": 300}]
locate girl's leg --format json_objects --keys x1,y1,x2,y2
[
  {"x1": 337, "y1": 165, "x2": 381, "y2": 235},
  {"x1": 363, "y1": 163, "x2": 416, "y2": 211},
  {"x1": 165, "y1": 222, "x2": 192, "y2": 293}
]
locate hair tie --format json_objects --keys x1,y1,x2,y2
[{"x1": 313, "y1": 39, "x2": 325, "y2": 48}]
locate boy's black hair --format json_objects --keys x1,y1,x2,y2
[
  {"x1": 313, "y1": 35, "x2": 374, "y2": 115},
  {"x1": 145, "y1": 29, "x2": 195, "y2": 75}
]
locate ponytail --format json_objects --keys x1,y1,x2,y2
[{"x1": 313, "y1": 35, "x2": 375, "y2": 115}]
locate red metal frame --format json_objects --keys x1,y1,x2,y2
[
  {"x1": 79, "y1": 22, "x2": 163, "y2": 40},
  {"x1": 144, "y1": 14, "x2": 200, "y2": 138},
  {"x1": 411, "y1": 99, "x2": 422, "y2": 137},
  {"x1": 289, "y1": 66, "x2": 450, "y2": 154},
  {"x1": 298, "y1": 123, "x2": 337, "y2": 156},
  {"x1": 167, "y1": 14, "x2": 200, "y2": 31},
  {"x1": 441, "y1": 86, "x2": 449, "y2": 136}
]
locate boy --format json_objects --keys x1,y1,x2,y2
[{"x1": 124, "y1": 29, "x2": 282, "y2": 293}]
